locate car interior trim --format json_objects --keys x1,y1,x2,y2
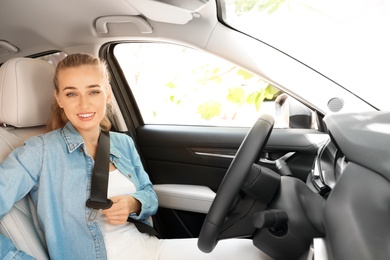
[
  {"x1": 95, "y1": 16, "x2": 153, "y2": 34},
  {"x1": 153, "y1": 184, "x2": 215, "y2": 214},
  {"x1": 194, "y1": 151, "x2": 235, "y2": 159},
  {"x1": 259, "y1": 152, "x2": 295, "y2": 165}
]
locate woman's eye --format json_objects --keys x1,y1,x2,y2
[
  {"x1": 90, "y1": 90, "x2": 101, "y2": 95},
  {"x1": 66, "y1": 93, "x2": 76, "y2": 97}
]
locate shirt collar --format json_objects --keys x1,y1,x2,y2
[
  {"x1": 60, "y1": 121, "x2": 121, "y2": 158},
  {"x1": 61, "y1": 121, "x2": 84, "y2": 153},
  {"x1": 109, "y1": 142, "x2": 121, "y2": 159}
]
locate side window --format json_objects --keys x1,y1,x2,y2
[{"x1": 114, "y1": 43, "x2": 314, "y2": 128}]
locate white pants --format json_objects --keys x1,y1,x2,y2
[
  {"x1": 104, "y1": 223, "x2": 272, "y2": 260},
  {"x1": 157, "y1": 237, "x2": 273, "y2": 260}
]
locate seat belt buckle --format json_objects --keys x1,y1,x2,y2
[{"x1": 86, "y1": 199, "x2": 113, "y2": 221}]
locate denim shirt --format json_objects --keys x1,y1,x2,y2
[{"x1": 0, "y1": 122, "x2": 158, "y2": 259}]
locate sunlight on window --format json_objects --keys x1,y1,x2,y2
[
  {"x1": 221, "y1": 0, "x2": 389, "y2": 112},
  {"x1": 114, "y1": 43, "x2": 282, "y2": 127}
]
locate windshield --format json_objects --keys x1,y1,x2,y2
[{"x1": 219, "y1": 0, "x2": 390, "y2": 111}]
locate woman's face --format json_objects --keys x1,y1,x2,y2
[{"x1": 55, "y1": 65, "x2": 111, "y2": 134}]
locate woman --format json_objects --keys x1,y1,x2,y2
[{"x1": 0, "y1": 53, "x2": 270, "y2": 259}]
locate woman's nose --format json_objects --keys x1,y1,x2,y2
[{"x1": 79, "y1": 95, "x2": 90, "y2": 108}]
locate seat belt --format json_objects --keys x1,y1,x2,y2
[
  {"x1": 86, "y1": 131, "x2": 112, "y2": 211},
  {"x1": 86, "y1": 131, "x2": 160, "y2": 238}
]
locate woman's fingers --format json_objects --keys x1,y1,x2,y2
[{"x1": 102, "y1": 195, "x2": 140, "y2": 224}]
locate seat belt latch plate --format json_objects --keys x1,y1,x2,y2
[{"x1": 86, "y1": 198, "x2": 113, "y2": 221}]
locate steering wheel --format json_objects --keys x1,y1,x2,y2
[{"x1": 198, "y1": 114, "x2": 274, "y2": 253}]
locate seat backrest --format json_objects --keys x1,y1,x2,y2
[{"x1": 0, "y1": 57, "x2": 55, "y2": 259}]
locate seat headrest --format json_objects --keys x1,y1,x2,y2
[{"x1": 0, "y1": 58, "x2": 55, "y2": 127}]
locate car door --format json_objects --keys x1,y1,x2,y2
[{"x1": 102, "y1": 42, "x2": 329, "y2": 239}]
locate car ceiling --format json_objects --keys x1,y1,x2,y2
[
  {"x1": 2, "y1": 0, "x2": 379, "y2": 115},
  {"x1": 3, "y1": 0, "x2": 328, "y2": 115},
  {"x1": 0, "y1": 0, "x2": 213, "y2": 63}
]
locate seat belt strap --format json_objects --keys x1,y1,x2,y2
[
  {"x1": 86, "y1": 131, "x2": 113, "y2": 211},
  {"x1": 86, "y1": 130, "x2": 160, "y2": 238},
  {"x1": 127, "y1": 217, "x2": 160, "y2": 238}
]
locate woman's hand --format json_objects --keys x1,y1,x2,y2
[{"x1": 102, "y1": 195, "x2": 141, "y2": 224}]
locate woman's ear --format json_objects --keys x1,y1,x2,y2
[{"x1": 105, "y1": 85, "x2": 113, "y2": 104}]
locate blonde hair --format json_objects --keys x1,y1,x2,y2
[{"x1": 47, "y1": 53, "x2": 112, "y2": 132}]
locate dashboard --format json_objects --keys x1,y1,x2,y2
[{"x1": 315, "y1": 111, "x2": 390, "y2": 259}]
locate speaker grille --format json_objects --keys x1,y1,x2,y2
[{"x1": 327, "y1": 97, "x2": 344, "y2": 112}]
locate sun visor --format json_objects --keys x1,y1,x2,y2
[{"x1": 124, "y1": 0, "x2": 209, "y2": 24}]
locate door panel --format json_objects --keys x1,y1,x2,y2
[{"x1": 136, "y1": 125, "x2": 328, "y2": 238}]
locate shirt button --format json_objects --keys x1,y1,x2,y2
[
  {"x1": 127, "y1": 174, "x2": 132, "y2": 178},
  {"x1": 80, "y1": 148, "x2": 83, "y2": 152}
]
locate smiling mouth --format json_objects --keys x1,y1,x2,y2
[{"x1": 77, "y1": 112, "x2": 96, "y2": 119}]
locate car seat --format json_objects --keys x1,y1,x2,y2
[{"x1": 0, "y1": 57, "x2": 54, "y2": 259}]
